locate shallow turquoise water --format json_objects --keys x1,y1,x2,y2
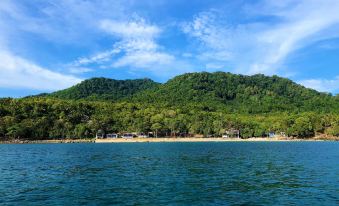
[{"x1": 0, "y1": 142, "x2": 338, "y2": 205}]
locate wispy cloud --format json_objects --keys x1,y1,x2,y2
[
  {"x1": 0, "y1": 0, "x2": 191, "y2": 87},
  {"x1": 0, "y1": 0, "x2": 82, "y2": 91},
  {"x1": 298, "y1": 76, "x2": 339, "y2": 93},
  {"x1": 0, "y1": 51, "x2": 81, "y2": 90},
  {"x1": 181, "y1": 0, "x2": 339, "y2": 75},
  {"x1": 72, "y1": 16, "x2": 175, "y2": 71},
  {"x1": 181, "y1": 11, "x2": 233, "y2": 68},
  {"x1": 100, "y1": 18, "x2": 161, "y2": 39},
  {"x1": 72, "y1": 49, "x2": 121, "y2": 67},
  {"x1": 0, "y1": 0, "x2": 126, "y2": 44},
  {"x1": 100, "y1": 17, "x2": 175, "y2": 69},
  {"x1": 68, "y1": 67, "x2": 93, "y2": 74}
]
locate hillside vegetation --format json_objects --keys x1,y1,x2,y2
[
  {"x1": 133, "y1": 72, "x2": 337, "y2": 113},
  {"x1": 1, "y1": 72, "x2": 338, "y2": 140},
  {"x1": 47, "y1": 77, "x2": 160, "y2": 101}
]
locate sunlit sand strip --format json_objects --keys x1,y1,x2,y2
[
  {"x1": 94, "y1": 137, "x2": 324, "y2": 143},
  {"x1": 2, "y1": 136, "x2": 336, "y2": 144}
]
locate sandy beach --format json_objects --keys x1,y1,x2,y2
[
  {"x1": 94, "y1": 137, "x2": 328, "y2": 143},
  {"x1": 1, "y1": 136, "x2": 338, "y2": 144}
]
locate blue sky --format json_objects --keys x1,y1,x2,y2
[{"x1": 0, "y1": 0, "x2": 339, "y2": 97}]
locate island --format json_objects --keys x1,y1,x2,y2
[{"x1": 0, "y1": 72, "x2": 338, "y2": 143}]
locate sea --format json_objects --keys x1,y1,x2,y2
[{"x1": 0, "y1": 142, "x2": 338, "y2": 205}]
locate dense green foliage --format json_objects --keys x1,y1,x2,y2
[
  {"x1": 133, "y1": 72, "x2": 338, "y2": 113},
  {"x1": 46, "y1": 77, "x2": 160, "y2": 101},
  {"x1": 1, "y1": 72, "x2": 338, "y2": 140}
]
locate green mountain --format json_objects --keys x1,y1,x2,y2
[
  {"x1": 133, "y1": 72, "x2": 338, "y2": 113},
  {"x1": 42, "y1": 72, "x2": 338, "y2": 113},
  {"x1": 47, "y1": 77, "x2": 160, "y2": 101}
]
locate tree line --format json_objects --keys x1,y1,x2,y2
[{"x1": 0, "y1": 98, "x2": 338, "y2": 140}]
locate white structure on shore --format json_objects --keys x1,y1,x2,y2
[
  {"x1": 106, "y1": 133, "x2": 118, "y2": 138},
  {"x1": 96, "y1": 133, "x2": 104, "y2": 139},
  {"x1": 222, "y1": 129, "x2": 240, "y2": 138},
  {"x1": 122, "y1": 133, "x2": 134, "y2": 139}
]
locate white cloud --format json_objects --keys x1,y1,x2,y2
[
  {"x1": 0, "y1": 0, "x2": 183, "y2": 90},
  {"x1": 0, "y1": 1, "x2": 84, "y2": 91},
  {"x1": 68, "y1": 67, "x2": 93, "y2": 74},
  {"x1": 73, "y1": 16, "x2": 175, "y2": 70},
  {"x1": 248, "y1": 0, "x2": 339, "y2": 74},
  {"x1": 298, "y1": 76, "x2": 339, "y2": 93},
  {"x1": 181, "y1": 11, "x2": 232, "y2": 62},
  {"x1": 73, "y1": 48, "x2": 121, "y2": 66},
  {"x1": 100, "y1": 18, "x2": 160, "y2": 39},
  {"x1": 0, "y1": 51, "x2": 82, "y2": 91},
  {"x1": 101, "y1": 17, "x2": 175, "y2": 68},
  {"x1": 0, "y1": 0, "x2": 126, "y2": 45},
  {"x1": 181, "y1": 0, "x2": 339, "y2": 75},
  {"x1": 112, "y1": 51, "x2": 174, "y2": 68}
]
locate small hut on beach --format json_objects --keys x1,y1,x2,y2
[
  {"x1": 222, "y1": 129, "x2": 240, "y2": 138},
  {"x1": 122, "y1": 133, "x2": 134, "y2": 139},
  {"x1": 106, "y1": 133, "x2": 118, "y2": 138},
  {"x1": 96, "y1": 130, "x2": 105, "y2": 139},
  {"x1": 269, "y1": 131, "x2": 275, "y2": 138}
]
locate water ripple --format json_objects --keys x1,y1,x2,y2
[{"x1": 0, "y1": 142, "x2": 338, "y2": 205}]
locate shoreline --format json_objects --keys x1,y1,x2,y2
[
  {"x1": 94, "y1": 137, "x2": 337, "y2": 143},
  {"x1": 1, "y1": 136, "x2": 338, "y2": 144}
]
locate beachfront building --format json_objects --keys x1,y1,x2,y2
[
  {"x1": 106, "y1": 133, "x2": 118, "y2": 138},
  {"x1": 122, "y1": 133, "x2": 134, "y2": 139},
  {"x1": 269, "y1": 132, "x2": 275, "y2": 138},
  {"x1": 96, "y1": 130, "x2": 105, "y2": 139},
  {"x1": 137, "y1": 133, "x2": 148, "y2": 138},
  {"x1": 148, "y1": 132, "x2": 155, "y2": 138},
  {"x1": 222, "y1": 129, "x2": 240, "y2": 138}
]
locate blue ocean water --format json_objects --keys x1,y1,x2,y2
[{"x1": 0, "y1": 142, "x2": 338, "y2": 205}]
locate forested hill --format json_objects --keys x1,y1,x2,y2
[
  {"x1": 46, "y1": 78, "x2": 160, "y2": 101},
  {"x1": 133, "y1": 72, "x2": 338, "y2": 113},
  {"x1": 42, "y1": 72, "x2": 338, "y2": 113}
]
